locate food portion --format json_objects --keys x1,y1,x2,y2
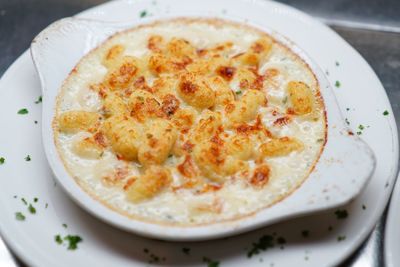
[{"x1": 54, "y1": 19, "x2": 326, "y2": 225}]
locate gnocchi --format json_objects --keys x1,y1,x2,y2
[{"x1": 58, "y1": 111, "x2": 101, "y2": 133}]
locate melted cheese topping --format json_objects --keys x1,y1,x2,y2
[{"x1": 54, "y1": 19, "x2": 326, "y2": 225}]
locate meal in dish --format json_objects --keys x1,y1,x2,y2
[{"x1": 54, "y1": 18, "x2": 326, "y2": 225}]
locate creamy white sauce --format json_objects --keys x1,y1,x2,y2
[{"x1": 55, "y1": 19, "x2": 326, "y2": 225}]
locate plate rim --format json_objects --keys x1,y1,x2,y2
[{"x1": 384, "y1": 171, "x2": 400, "y2": 267}]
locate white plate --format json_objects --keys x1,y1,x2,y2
[
  {"x1": 30, "y1": 16, "x2": 375, "y2": 240},
  {"x1": 0, "y1": 0, "x2": 397, "y2": 266},
  {"x1": 384, "y1": 171, "x2": 400, "y2": 267}
]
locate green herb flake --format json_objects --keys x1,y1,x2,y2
[
  {"x1": 15, "y1": 212, "x2": 25, "y2": 221},
  {"x1": 203, "y1": 257, "x2": 220, "y2": 267},
  {"x1": 140, "y1": 10, "x2": 147, "y2": 18},
  {"x1": 182, "y1": 247, "x2": 191, "y2": 255},
  {"x1": 362, "y1": 204, "x2": 366, "y2": 210},
  {"x1": 149, "y1": 253, "x2": 161, "y2": 263},
  {"x1": 301, "y1": 230, "x2": 310, "y2": 238},
  {"x1": 282, "y1": 96, "x2": 288, "y2": 104},
  {"x1": 337, "y1": 235, "x2": 346, "y2": 242},
  {"x1": 45, "y1": 203, "x2": 48, "y2": 209},
  {"x1": 21, "y1": 198, "x2": 27, "y2": 205},
  {"x1": 0, "y1": 157, "x2": 4, "y2": 165},
  {"x1": 317, "y1": 138, "x2": 324, "y2": 143},
  {"x1": 345, "y1": 118, "x2": 350, "y2": 125},
  {"x1": 17, "y1": 108, "x2": 28, "y2": 115},
  {"x1": 358, "y1": 124, "x2": 365, "y2": 130},
  {"x1": 35, "y1": 96, "x2": 42, "y2": 104},
  {"x1": 28, "y1": 204, "x2": 36, "y2": 214},
  {"x1": 34, "y1": 120, "x2": 38, "y2": 124},
  {"x1": 335, "y1": 81, "x2": 341, "y2": 88},
  {"x1": 383, "y1": 110, "x2": 389, "y2": 116},
  {"x1": 335, "y1": 61, "x2": 340, "y2": 66},
  {"x1": 62, "y1": 223, "x2": 68, "y2": 228},
  {"x1": 357, "y1": 131, "x2": 362, "y2": 135},
  {"x1": 25, "y1": 155, "x2": 31, "y2": 161},
  {"x1": 33, "y1": 197, "x2": 38, "y2": 203},
  {"x1": 247, "y1": 235, "x2": 274, "y2": 258},
  {"x1": 55, "y1": 235, "x2": 63, "y2": 244},
  {"x1": 334, "y1": 209, "x2": 348, "y2": 219},
  {"x1": 235, "y1": 90, "x2": 242, "y2": 95},
  {"x1": 64, "y1": 235, "x2": 83, "y2": 250},
  {"x1": 346, "y1": 108, "x2": 350, "y2": 111}
]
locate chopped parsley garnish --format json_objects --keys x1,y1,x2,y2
[
  {"x1": 182, "y1": 247, "x2": 191, "y2": 255},
  {"x1": 143, "y1": 248, "x2": 165, "y2": 263},
  {"x1": 15, "y1": 212, "x2": 26, "y2": 221},
  {"x1": 317, "y1": 138, "x2": 324, "y2": 143},
  {"x1": 335, "y1": 81, "x2": 341, "y2": 88},
  {"x1": 25, "y1": 155, "x2": 31, "y2": 161},
  {"x1": 34, "y1": 120, "x2": 38, "y2": 124},
  {"x1": 28, "y1": 204, "x2": 36, "y2": 214},
  {"x1": 337, "y1": 235, "x2": 346, "y2": 241},
  {"x1": 301, "y1": 230, "x2": 310, "y2": 238},
  {"x1": 335, "y1": 61, "x2": 340, "y2": 66},
  {"x1": 346, "y1": 107, "x2": 350, "y2": 111},
  {"x1": 140, "y1": 10, "x2": 147, "y2": 18},
  {"x1": 282, "y1": 96, "x2": 288, "y2": 104},
  {"x1": 0, "y1": 157, "x2": 4, "y2": 165},
  {"x1": 235, "y1": 90, "x2": 242, "y2": 95},
  {"x1": 203, "y1": 257, "x2": 219, "y2": 267},
  {"x1": 45, "y1": 203, "x2": 48, "y2": 209},
  {"x1": 356, "y1": 124, "x2": 367, "y2": 135},
  {"x1": 148, "y1": 254, "x2": 161, "y2": 263},
  {"x1": 64, "y1": 235, "x2": 83, "y2": 250},
  {"x1": 334, "y1": 209, "x2": 348, "y2": 219},
  {"x1": 21, "y1": 198, "x2": 27, "y2": 205},
  {"x1": 383, "y1": 110, "x2": 389, "y2": 116},
  {"x1": 34, "y1": 197, "x2": 38, "y2": 203},
  {"x1": 35, "y1": 96, "x2": 42, "y2": 104},
  {"x1": 247, "y1": 235, "x2": 274, "y2": 258},
  {"x1": 17, "y1": 108, "x2": 28, "y2": 115},
  {"x1": 62, "y1": 223, "x2": 68, "y2": 228},
  {"x1": 55, "y1": 235, "x2": 63, "y2": 244},
  {"x1": 345, "y1": 118, "x2": 350, "y2": 125}
]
